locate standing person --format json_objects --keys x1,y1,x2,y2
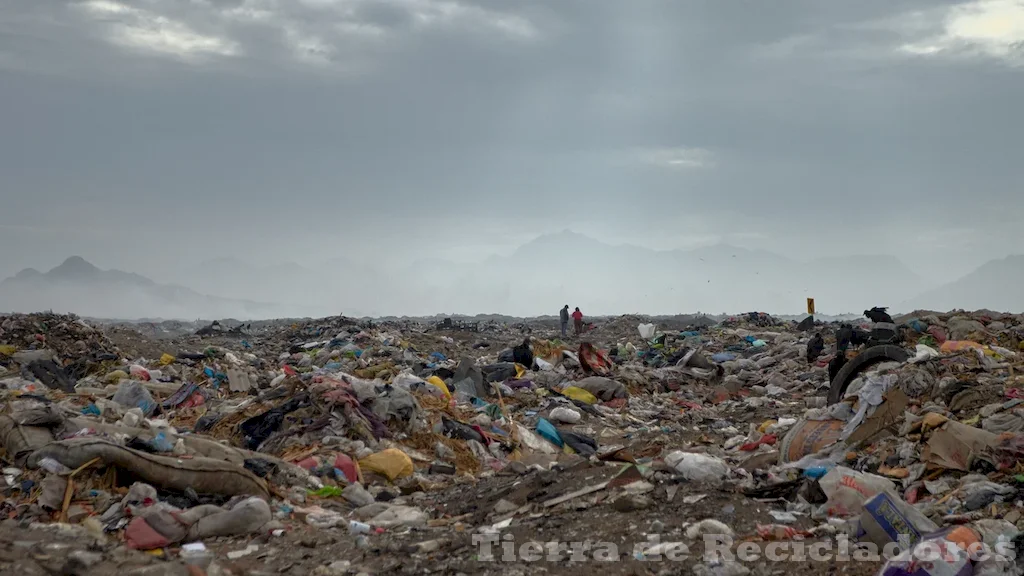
[
  {"x1": 559, "y1": 305, "x2": 570, "y2": 338},
  {"x1": 572, "y1": 307, "x2": 584, "y2": 336}
]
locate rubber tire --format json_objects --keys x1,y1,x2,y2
[{"x1": 827, "y1": 345, "x2": 911, "y2": 405}]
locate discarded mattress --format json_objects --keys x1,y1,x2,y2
[{"x1": 27, "y1": 438, "x2": 270, "y2": 500}]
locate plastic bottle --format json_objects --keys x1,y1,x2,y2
[{"x1": 348, "y1": 520, "x2": 371, "y2": 534}]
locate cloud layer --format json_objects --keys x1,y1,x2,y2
[{"x1": 3, "y1": 0, "x2": 1024, "y2": 315}]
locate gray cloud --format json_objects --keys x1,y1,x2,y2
[{"x1": 3, "y1": 0, "x2": 1024, "y2": 315}]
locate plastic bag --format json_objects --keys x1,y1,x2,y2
[
  {"x1": 664, "y1": 451, "x2": 730, "y2": 482},
  {"x1": 113, "y1": 380, "x2": 157, "y2": 416},
  {"x1": 561, "y1": 386, "x2": 598, "y2": 404},
  {"x1": 638, "y1": 324, "x2": 656, "y2": 339},
  {"x1": 842, "y1": 373, "x2": 899, "y2": 439},
  {"x1": 549, "y1": 406, "x2": 581, "y2": 424},
  {"x1": 514, "y1": 423, "x2": 558, "y2": 454},
  {"x1": 358, "y1": 448, "x2": 413, "y2": 481},
  {"x1": 129, "y1": 365, "x2": 151, "y2": 381},
  {"x1": 818, "y1": 466, "x2": 894, "y2": 517},
  {"x1": 535, "y1": 418, "x2": 563, "y2": 448},
  {"x1": 370, "y1": 505, "x2": 427, "y2": 528},
  {"x1": 910, "y1": 344, "x2": 941, "y2": 363},
  {"x1": 425, "y1": 376, "x2": 451, "y2": 399}
]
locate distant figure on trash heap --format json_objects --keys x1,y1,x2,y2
[
  {"x1": 560, "y1": 305, "x2": 570, "y2": 338},
  {"x1": 572, "y1": 307, "x2": 584, "y2": 336}
]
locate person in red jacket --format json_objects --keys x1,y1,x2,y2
[{"x1": 571, "y1": 307, "x2": 584, "y2": 336}]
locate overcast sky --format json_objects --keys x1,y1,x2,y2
[{"x1": 3, "y1": 0, "x2": 1024, "y2": 288}]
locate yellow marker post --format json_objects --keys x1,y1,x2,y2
[{"x1": 806, "y1": 298, "x2": 815, "y2": 315}]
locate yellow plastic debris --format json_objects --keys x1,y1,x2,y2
[
  {"x1": 0, "y1": 345, "x2": 16, "y2": 356},
  {"x1": 940, "y1": 340, "x2": 983, "y2": 354},
  {"x1": 561, "y1": 386, "x2": 598, "y2": 405},
  {"x1": 921, "y1": 412, "x2": 950, "y2": 431},
  {"x1": 104, "y1": 370, "x2": 128, "y2": 383},
  {"x1": 426, "y1": 376, "x2": 451, "y2": 399},
  {"x1": 514, "y1": 363, "x2": 527, "y2": 379},
  {"x1": 758, "y1": 420, "x2": 778, "y2": 434},
  {"x1": 358, "y1": 448, "x2": 414, "y2": 481},
  {"x1": 159, "y1": 353, "x2": 176, "y2": 366}
]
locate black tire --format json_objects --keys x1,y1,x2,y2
[{"x1": 827, "y1": 345, "x2": 910, "y2": 405}]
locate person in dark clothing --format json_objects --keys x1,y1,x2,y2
[
  {"x1": 571, "y1": 307, "x2": 584, "y2": 336},
  {"x1": 559, "y1": 305, "x2": 570, "y2": 338},
  {"x1": 512, "y1": 337, "x2": 534, "y2": 368}
]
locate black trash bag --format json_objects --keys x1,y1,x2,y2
[
  {"x1": 482, "y1": 363, "x2": 517, "y2": 384},
  {"x1": 26, "y1": 360, "x2": 76, "y2": 392},
  {"x1": 559, "y1": 430, "x2": 597, "y2": 457},
  {"x1": 125, "y1": 436, "x2": 160, "y2": 454},
  {"x1": 239, "y1": 394, "x2": 307, "y2": 450},
  {"x1": 441, "y1": 415, "x2": 484, "y2": 443},
  {"x1": 194, "y1": 413, "x2": 223, "y2": 433},
  {"x1": 571, "y1": 399, "x2": 603, "y2": 417},
  {"x1": 497, "y1": 349, "x2": 515, "y2": 363},
  {"x1": 243, "y1": 458, "x2": 278, "y2": 478},
  {"x1": 796, "y1": 315, "x2": 815, "y2": 332},
  {"x1": 64, "y1": 357, "x2": 93, "y2": 381},
  {"x1": 453, "y1": 358, "x2": 488, "y2": 396},
  {"x1": 431, "y1": 367, "x2": 455, "y2": 381}
]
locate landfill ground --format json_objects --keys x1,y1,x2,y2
[{"x1": 3, "y1": 310, "x2": 1024, "y2": 576}]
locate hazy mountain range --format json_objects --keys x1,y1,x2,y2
[
  {"x1": 0, "y1": 257, "x2": 277, "y2": 320},
  {"x1": 0, "y1": 232, "x2": 1018, "y2": 320}
]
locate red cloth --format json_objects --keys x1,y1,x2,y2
[
  {"x1": 578, "y1": 343, "x2": 612, "y2": 376},
  {"x1": 124, "y1": 517, "x2": 172, "y2": 550},
  {"x1": 571, "y1": 310, "x2": 583, "y2": 320},
  {"x1": 333, "y1": 453, "x2": 359, "y2": 483}
]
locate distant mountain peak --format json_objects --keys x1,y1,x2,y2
[
  {"x1": 48, "y1": 256, "x2": 101, "y2": 278},
  {"x1": 523, "y1": 230, "x2": 601, "y2": 247},
  {"x1": 14, "y1": 267, "x2": 42, "y2": 279}
]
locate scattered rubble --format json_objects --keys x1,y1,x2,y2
[{"x1": 3, "y1": 309, "x2": 1024, "y2": 575}]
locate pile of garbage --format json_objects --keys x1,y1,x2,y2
[{"x1": 4, "y1": 308, "x2": 1024, "y2": 575}]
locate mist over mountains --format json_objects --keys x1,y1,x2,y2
[
  {"x1": 0, "y1": 232, "x2": 1017, "y2": 320},
  {"x1": 0, "y1": 256, "x2": 276, "y2": 320}
]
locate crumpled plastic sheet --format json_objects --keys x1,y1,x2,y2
[
  {"x1": 898, "y1": 365, "x2": 938, "y2": 398},
  {"x1": 239, "y1": 395, "x2": 308, "y2": 451},
  {"x1": 842, "y1": 373, "x2": 899, "y2": 440},
  {"x1": 319, "y1": 380, "x2": 390, "y2": 440}
]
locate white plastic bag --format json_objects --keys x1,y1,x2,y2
[
  {"x1": 664, "y1": 451, "x2": 730, "y2": 482},
  {"x1": 817, "y1": 466, "x2": 894, "y2": 517},
  {"x1": 638, "y1": 324, "x2": 656, "y2": 339},
  {"x1": 549, "y1": 406, "x2": 581, "y2": 424},
  {"x1": 910, "y1": 344, "x2": 940, "y2": 363}
]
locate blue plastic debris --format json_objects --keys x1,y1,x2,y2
[{"x1": 535, "y1": 418, "x2": 563, "y2": 448}]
